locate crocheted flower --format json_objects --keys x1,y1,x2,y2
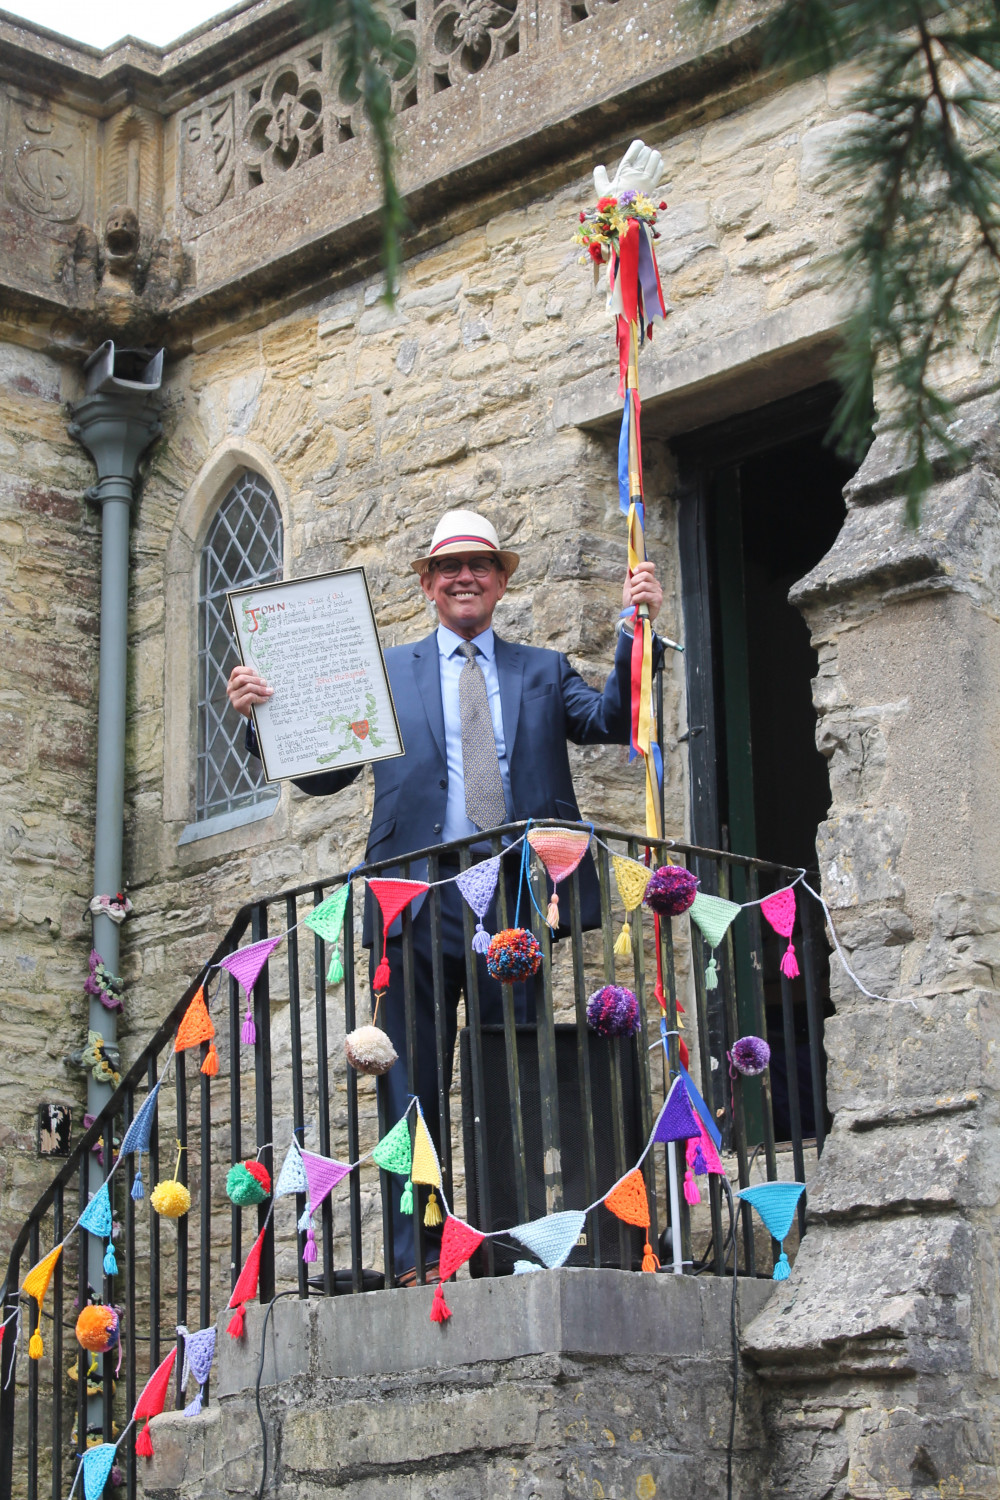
[
  {"x1": 586, "y1": 985, "x2": 640, "y2": 1038},
  {"x1": 486, "y1": 928, "x2": 542, "y2": 983},
  {"x1": 731, "y1": 1035, "x2": 770, "y2": 1076},
  {"x1": 643, "y1": 865, "x2": 698, "y2": 917}
]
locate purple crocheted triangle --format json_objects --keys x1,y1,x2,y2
[
  {"x1": 220, "y1": 936, "x2": 283, "y2": 996},
  {"x1": 300, "y1": 1151, "x2": 351, "y2": 1210},
  {"x1": 183, "y1": 1326, "x2": 216, "y2": 1386},
  {"x1": 455, "y1": 856, "x2": 501, "y2": 921},
  {"x1": 653, "y1": 1077, "x2": 701, "y2": 1143}
]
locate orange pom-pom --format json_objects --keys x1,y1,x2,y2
[{"x1": 75, "y1": 1304, "x2": 119, "y2": 1353}]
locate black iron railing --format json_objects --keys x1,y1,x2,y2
[{"x1": 0, "y1": 822, "x2": 827, "y2": 1500}]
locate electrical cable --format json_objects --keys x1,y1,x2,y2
[{"x1": 254, "y1": 1289, "x2": 301, "y2": 1500}]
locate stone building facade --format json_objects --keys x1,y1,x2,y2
[{"x1": 2, "y1": 0, "x2": 1000, "y2": 1493}]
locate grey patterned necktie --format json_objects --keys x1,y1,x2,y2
[{"x1": 457, "y1": 641, "x2": 507, "y2": 830}]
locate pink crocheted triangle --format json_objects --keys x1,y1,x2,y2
[
  {"x1": 367, "y1": 878, "x2": 430, "y2": 931},
  {"x1": 438, "y1": 1216, "x2": 485, "y2": 1281},
  {"x1": 527, "y1": 828, "x2": 591, "y2": 884},
  {"x1": 300, "y1": 1151, "x2": 351, "y2": 1210},
  {"x1": 686, "y1": 1116, "x2": 724, "y2": 1175},
  {"x1": 653, "y1": 1077, "x2": 701, "y2": 1143},
  {"x1": 760, "y1": 887, "x2": 796, "y2": 940},
  {"x1": 220, "y1": 937, "x2": 283, "y2": 996}
]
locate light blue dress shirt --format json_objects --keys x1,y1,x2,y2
[{"x1": 437, "y1": 623, "x2": 513, "y2": 842}]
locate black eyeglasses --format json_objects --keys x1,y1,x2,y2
[{"x1": 432, "y1": 556, "x2": 498, "y2": 578}]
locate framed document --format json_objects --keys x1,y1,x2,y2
[{"x1": 227, "y1": 568, "x2": 404, "y2": 781}]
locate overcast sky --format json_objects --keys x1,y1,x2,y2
[{"x1": 5, "y1": 0, "x2": 231, "y2": 47}]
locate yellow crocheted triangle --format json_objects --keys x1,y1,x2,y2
[
  {"x1": 23, "y1": 1245, "x2": 61, "y2": 1307},
  {"x1": 410, "y1": 1116, "x2": 441, "y2": 1189},
  {"x1": 612, "y1": 855, "x2": 651, "y2": 913}
]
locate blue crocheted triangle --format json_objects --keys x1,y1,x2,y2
[
  {"x1": 739, "y1": 1182, "x2": 806, "y2": 1243},
  {"x1": 83, "y1": 1443, "x2": 117, "y2": 1500},
  {"x1": 120, "y1": 1079, "x2": 161, "y2": 1157},
  {"x1": 79, "y1": 1181, "x2": 112, "y2": 1238}
]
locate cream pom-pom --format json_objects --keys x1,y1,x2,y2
[{"x1": 344, "y1": 1025, "x2": 398, "y2": 1076}]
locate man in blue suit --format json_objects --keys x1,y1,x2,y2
[{"x1": 228, "y1": 509, "x2": 663, "y2": 1280}]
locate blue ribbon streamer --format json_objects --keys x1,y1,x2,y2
[{"x1": 618, "y1": 393, "x2": 631, "y2": 515}]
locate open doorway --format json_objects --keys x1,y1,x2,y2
[{"x1": 673, "y1": 381, "x2": 859, "y2": 1146}]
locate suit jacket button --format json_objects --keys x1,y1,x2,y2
[
  {"x1": 439, "y1": 778, "x2": 447, "y2": 789},
  {"x1": 433, "y1": 822, "x2": 442, "y2": 834}
]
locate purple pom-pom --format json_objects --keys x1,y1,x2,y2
[
  {"x1": 730, "y1": 1035, "x2": 770, "y2": 1076},
  {"x1": 643, "y1": 865, "x2": 699, "y2": 917},
  {"x1": 486, "y1": 928, "x2": 542, "y2": 983},
  {"x1": 586, "y1": 984, "x2": 640, "y2": 1038}
]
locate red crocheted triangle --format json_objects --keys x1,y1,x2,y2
[
  {"x1": 229, "y1": 1224, "x2": 266, "y2": 1308},
  {"x1": 367, "y1": 878, "x2": 430, "y2": 931},
  {"x1": 134, "y1": 1347, "x2": 176, "y2": 1420},
  {"x1": 438, "y1": 1216, "x2": 485, "y2": 1282}
]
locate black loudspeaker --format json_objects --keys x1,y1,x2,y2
[{"x1": 459, "y1": 1024, "x2": 645, "y2": 1274}]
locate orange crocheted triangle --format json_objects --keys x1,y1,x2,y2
[
  {"x1": 604, "y1": 1168, "x2": 651, "y2": 1229},
  {"x1": 175, "y1": 987, "x2": 214, "y2": 1052}
]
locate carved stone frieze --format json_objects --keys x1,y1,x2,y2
[
  {"x1": 181, "y1": 94, "x2": 236, "y2": 217},
  {"x1": 428, "y1": 0, "x2": 519, "y2": 85},
  {"x1": 3, "y1": 93, "x2": 90, "y2": 223}
]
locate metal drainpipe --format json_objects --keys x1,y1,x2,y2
[{"x1": 67, "y1": 341, "x2": 163, "y2": 1435}]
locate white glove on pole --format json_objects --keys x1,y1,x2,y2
[{"x1": 593, "y1": 139, "x2": 664, "y2": 200}]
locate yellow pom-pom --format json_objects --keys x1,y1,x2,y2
[
  {"x1": 424, "y1": 1188, "x2": 443, "y2": 1228},
  {"x1": 150, "y1": 1178, "x2": 192, "y2": 1219},
  {"x1": 613, "y1": 922, "x2": 632, "y2": 957},
  {"x1": 28, "y1": 1330, "x2": 43, "y2": 1360}
]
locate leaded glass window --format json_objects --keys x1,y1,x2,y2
[{"x1": 197, "y1": 470, "x2": 283, "y2": 820}]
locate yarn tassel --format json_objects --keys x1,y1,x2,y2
[
  {"x1": 472, "y1": 923, "x2": 491, "y2": 955},
  {"x1": 693, "y1": 1145, "x2": 707, "y2": 1176},
  {"x1": 705, "y1": 956, "x2": 719, "y2": 990},
  {"x1": 131, "y1": 1170, "x2": 144, "y2": 1201},
  {"x1": 780, "y1": 942, "x2": 800, "y2": 980},
  {"x1": 641, "y1": 1238, "x2": 660, "y2": 1273},
  {"x1": 430, "y1": 1282, "x2": 451, "y2": 1323},
  {"x1": 773, "y1": 1251, "x2": 790, "y2": 1281},
  {"x1": 227, "y1": 1305, "x2": 245, "y2": 1339},
  {"x1": 28, "y1": 1330, "x2": 43, "y2": 1360},
  {"x1": 614, "y1": 921, "x2": 632, "y2": 958},
  {"x1": 201, "y1": 1041, "x2": 219, "y2": 1077},
  {"x1": 241, "y1": 1004, "x2": 256, "y2": 1046},
  {"x1": 184, "y1": 1388, "x2": 204, "y2": 1418},
  {"x1": 103, "y1": 1243, "x2": 118, "y2": 1277},
  {"x1": 424, "y1": 1188, "x2": 443, "y2": 1228},
  {"x1": 545, "y1": 892, "x2": 559, "y2": 931},
  {"x1": 400, "y1": 1180, "x2": 413, "y2": 1216},
  {"x1": 683, "y1": 1169, "x2": 701, "y2": 1206},
  {"x1": 135, "y1": 1419, "x2": 154, "y2": 1458},
  {"x1": 373, "y1": 956, "x2": 391, "y2": 993},
  {"x1": 302, "y1": 1227, "x2": 317, "y2": 1264},
  {"x1": 327, "y1": 948, "x2": 344, "y2": 985}
]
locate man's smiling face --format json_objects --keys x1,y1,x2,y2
[{"x1": 420, "y1": 553, "x2": 508, "y2": 639}]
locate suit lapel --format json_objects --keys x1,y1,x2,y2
[
  {"x1": 494, "y1": 636, "x2": 524, "y2": 761},
  {"x1": 411, "y1": 632, "x2": 446, "y2": 762}
]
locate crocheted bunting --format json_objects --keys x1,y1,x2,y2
[
  {"x1": 689, "y1": 892, "x2": 741, "y2": 952},
  {"x1": 174, "y1": 987, "x2": 214, "y2": 1052},
  {"x1": 303, "y1": 884, "x2": 351, "y2": 944},
  {"x1": 410, "y1": 1115, "x2": 441, "y2": 1189},
  {"x1": 604, "y1": 1169, "x2": 650, "y2": 1229},
  {"x1": 760, "y1": 887, "x2": 796, "y2": 940},
  {"x1": 228, "y1": 1225, "x2": 266, "y2": 1311},
  {"x1": 300, "y1": 1151, "x2": 351, "y2": 1211},
  {"x1": 134, "y1": 1346, "x2": 176, "y2": 1421},
  {"x1": 79, "y1": 1181, "x2": 113, "y2": 1238},
  {"x1": 367, "y1": 878, "x2": 430, "y2": 933},
  {"x1": 686, "y1": 1117, "x2": 724, "y2": 1176},
  {"x1": 612, "y1": 854, "x2": 652, "y2": 913},
  {"x1": 439, "y1": 1215, "x2": 485, "y2": 1281},
  {"x1": 527, "y1": 828, "x2": 591, "y2": 884},
  {"x1": 219, "y1": 936, "x2": 283, "y2": 997},
  {"x1": 274, "y1": 1141, "x2": 309, "y2": 1199},
  {"x1": 82, "y1": 1443, "x2": 118, "y2": 1500},
  {"x1": 372, "y1": 1114, "x2": 412, "y2": 1177},
  {"x1": 509, "y1": 1209, "x2": 585, "y2": 1269},
  {"x1": 738, "y1": 1182, "x2": 805, "y2": 1244},
  {"x1": 119, "y1": 1079, "x2": 161, "y2": 1156},
  {"x1": 22, "y1": 1245, "x2": 61, "y2": 1308},
  {"x1": 679, "y1": 1062, "x2": 723, "y2": 1150},
  {"x1": 181, "y1": 1325, "x2": 216, "y2": 1388},
  {"x1": 454, "y1": 856, "x2": 501, "y2": 920},
  {"x1": 653, "y1": 1076, "x2": 701, "y2": 1144}
]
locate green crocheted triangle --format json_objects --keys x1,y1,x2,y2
[
  {"x1": 372, "y1": 1115, "x2": 412, "y2": 1177},
  {"x1": 689, "y1": 891, "x2": 741, "y2": 952},
  {"x1": 303, "y1": 884, "x2": 350, "y2": 944}
]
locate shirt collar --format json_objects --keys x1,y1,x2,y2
[{"x1": 437, "y1": 623, "x2": 495, "y2": 661}]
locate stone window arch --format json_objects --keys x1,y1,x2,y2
[{"x1": 197, "y1": 469, "x2": 283, "y2": 820}]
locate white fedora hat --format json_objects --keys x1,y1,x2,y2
[{"x1": 411, "y1": 508, "x2": 520, "y2": 576}]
